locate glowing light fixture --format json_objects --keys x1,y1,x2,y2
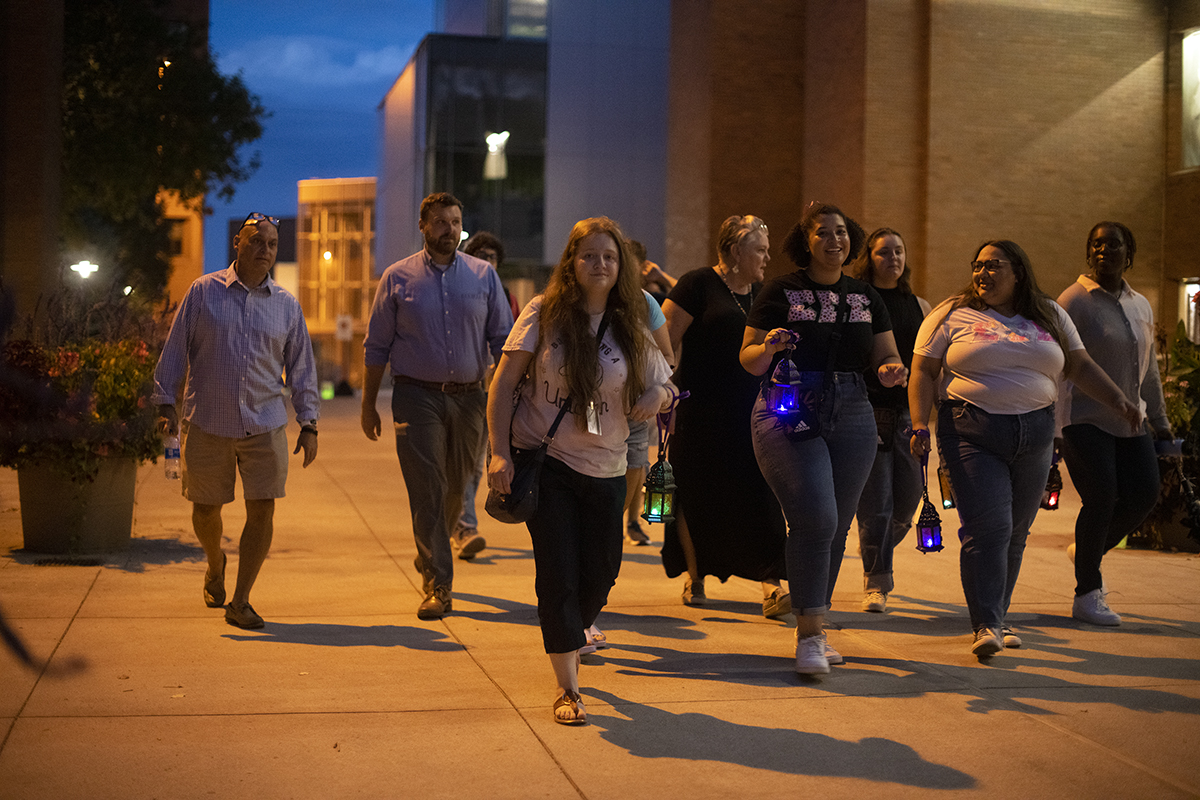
[
  {"x1": 484, "y1": 131, "x2": 510, "y2": 180},
  {"x1": 70, "y1": 260, "x2": 99, "y2": 278}
]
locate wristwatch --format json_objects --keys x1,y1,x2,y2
[{"x1": 301, "y1": 420, "x2": 318, "y2": 436}]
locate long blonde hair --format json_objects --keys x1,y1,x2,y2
[{"x1": 539, "y1": 217, "x2": 650, "y2": 428}]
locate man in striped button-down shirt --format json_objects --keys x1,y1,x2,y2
[{"x1": 153, "y1": 213, "x2": 320, "y2": 630}]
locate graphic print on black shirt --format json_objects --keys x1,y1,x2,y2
[{"x1": 746, "y1": 272, "x2": 892, "y2": 374}]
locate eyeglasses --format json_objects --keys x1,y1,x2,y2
[
  {"x1": 241, "y1": 212, "x2": 280, "y2": 230},
  {"x1": 970, "y1": 259, "x2": 1010, "y2": 275}
]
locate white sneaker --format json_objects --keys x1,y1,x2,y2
[
  {"x1": 795, "y1": 634, "x2": 831, "y2": 674},
  {"x1": 823, "y1": 634, "x2": 844, "y2": 665},
  {"x1": 1073, "y1": 588, "x2": 1121, "y2": 626},
  {"x1": 1001, "y1": 625, "x2": 1022, "y2": 648},
  {"x1": 971, "y1": 627, "x2": 1003, "y2": 657},
  {"x1": 862, "y1": 591, "x2": 887, "y2": 613}
]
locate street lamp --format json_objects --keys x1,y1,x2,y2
[{"x1": 70, "y1": 260, "x2": 99, "y2": 278}]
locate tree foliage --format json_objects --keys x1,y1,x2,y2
[{"x1": 61, "y1": 0, "x2": 267, "y2": 297}]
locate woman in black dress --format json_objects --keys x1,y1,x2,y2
[{"x1": 661, "y1": 215, "x2": 789, "y2": 617}]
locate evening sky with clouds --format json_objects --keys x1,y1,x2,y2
[{"x1": 204, "y1": 1, "x2": 436, "y2": 272}]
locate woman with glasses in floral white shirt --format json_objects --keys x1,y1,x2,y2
[{"x1": 909, "y1": 240, "x2": 1141, "y2": 659}]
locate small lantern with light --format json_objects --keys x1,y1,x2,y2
[
  {"x1": 937, "y1": 465, "x2": 956, "y2": 509},
  {"x1": 911, "y1": 428, "x2": 944, "y2": 554},
  {"x1": 764, "y1": 352, "x2": 802, "y2": 416},
  {"x1": 642, "y1": 389, "x2": 689, "y2": 524},
  {"x1": 1040, "y1": 448, "x2": 1063, "y2": 511}
]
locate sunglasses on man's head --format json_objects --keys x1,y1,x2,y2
[{"x1": 241, "y1": 212, "x2": 280, "y2": 230}]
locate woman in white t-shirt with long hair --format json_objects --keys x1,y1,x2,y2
[
  {"x1": 908, "y1": 239, "x2": 1141, "y2": 659},
  {"x1": 487, "y1": 217, "x2": 674, "y2": 725}
]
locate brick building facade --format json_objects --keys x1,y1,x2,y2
[{"x1": 667, "y1": 0, "x2": 1200, "y2": 327}]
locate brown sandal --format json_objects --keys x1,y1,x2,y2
[{"x1": 553, "y1": 690, "x2": 587, "y2": 725}]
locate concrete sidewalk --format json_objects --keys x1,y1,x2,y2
[{"x1": 1, "y1": 394, "x2": 1198, "y2": 799}]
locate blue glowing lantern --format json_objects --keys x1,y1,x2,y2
[
  {"x1": 916, "y1": 498, "x2": 944, "y2": 553},
  {"x1": 765, "y1": 356, "x2": 803, "y2": 415},
  {"x1": 913, "y1": 431, "x2": 944, "y2": 554}
]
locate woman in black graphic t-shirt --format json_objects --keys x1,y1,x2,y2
[{"x1": 739, "y1": 202, "x2": 908, "y2": 676}]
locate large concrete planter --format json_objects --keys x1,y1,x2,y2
[{"x1": 17, "y1": 458, "x2": 137, "y2": 553}]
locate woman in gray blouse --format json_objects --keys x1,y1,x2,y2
[{"x1": 1057, "y1": 222, "x2": 1173, "y2": 628}]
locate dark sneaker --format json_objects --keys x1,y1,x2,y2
[
  {"x1": 625, "y1": 518, "x2": 650, "y2": 546},
  {"x1": 418, "y1": 586, "x2": 452, "y2": 620},
  {"x1": 1001, "y1": 625, "x2": 1022, "y2": 648},
  {"x1": 971, "y1": 627, "x2": 1003, "y2": 657},
  {"x1": 451, "y1": 527, "x2": 486, "y2": 560},
  {"x1": 225, "y1": 601, "x2": 264, "y2": 629},
  {"x1": 682, "y1": 576, "x2": 706, "y2": 606}
]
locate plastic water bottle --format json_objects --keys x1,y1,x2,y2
[{"x1": 164, "y1": 434, "x2": 181, "y2": 480}]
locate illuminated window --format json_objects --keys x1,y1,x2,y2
[
  {"x1": 1185, "y1": 30, "x2": 1200, "y2": 169},
  {"x1": 507, "y1": 0, "x2": 547, "y2": 39},
  {"x1": 1182, "y1": 280, "x2": 1200, "y2": 342}
]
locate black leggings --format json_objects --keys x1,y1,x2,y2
[
  {"x1": 526, "y1": 455, "x2": 625, "y2": 653},
  {"x1": 1060, "y1": 424, "x2": 1159, "y2": 596}
]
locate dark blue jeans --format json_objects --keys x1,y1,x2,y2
[
  {"x1": 856, "y1": 407, "x2": 923, "y2": 593},
  {"x1": 392, "y1": 383, "x2": 486, "y2": 590},
  {"x1": 937, "y1": 401, "x2": 1055, "y2": 631},
  {"x1": 752, "y1": 373, "x2": 878, "y2": 615},
  {"x1": 526, "y1": 456, "x2": 625, "y2": 654},
  {"x1": 1060, "y1": 424, "x2": 1159, "y2": 596}
]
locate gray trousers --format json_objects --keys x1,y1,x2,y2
[{"x1": 391, "y1": 382, "x2": 486, "y2": 591}]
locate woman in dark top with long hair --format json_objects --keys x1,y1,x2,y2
[
  {"x1": 852, "y1": 228, "x2": 931, "y2": 614},
  {"x1": 740, "y1": 202, "x2": 908, "y2": 675}
]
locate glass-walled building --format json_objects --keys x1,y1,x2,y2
[{"x1": 377, "y1": 34, "x2": 546, "y2": 272}]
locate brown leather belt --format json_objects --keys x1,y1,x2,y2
[{"x1": 394, "y1": 375, "x2": 483, "y2": 395}]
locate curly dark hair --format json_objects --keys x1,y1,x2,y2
[
  {"x1": 1086, "y1": 221, "x2": 1136, "y2": 270},
  {"x1": 781, "y1": 201, "x2": 865, "y2": 270},
  {"x1": 462, "y1": 231, "x2": 505, "y2": 264},
  {"x1": 539, "y1": 217, "x2": 650, "y2": 429}
]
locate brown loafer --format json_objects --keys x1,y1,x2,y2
[
  {"x1": 225, "y1": 601, "x2": 264, "y2": 629},
  {"x1": 203, "y1": 553, "x2": 227, "y2": 608}
]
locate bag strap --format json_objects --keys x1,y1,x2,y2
[
  {"x1": 822, "y1": 277, "x2": 850, "y2": 393},
  {"x1": 540, "y1": 310, "x2": 611, "y2": 444}
]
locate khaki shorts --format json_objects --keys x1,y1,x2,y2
[{"x1": 180, "y1": 422, "x2": 289, "y2": 505}]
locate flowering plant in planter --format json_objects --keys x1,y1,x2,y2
[
  {"x1": 1134, "y1": 321, "x2": 1200, "y2": 552},
  {"x1": 0, "y1": 287, "x2": 170, "y2": 483}
]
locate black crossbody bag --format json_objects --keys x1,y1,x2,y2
[{"x1": 485, "y1": 313, "x2": 610, "y2": 524}]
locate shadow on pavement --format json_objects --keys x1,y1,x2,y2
[
  {"x1": 582, "y1": 687, "x2": 976, "y2": 789},
  {"x1": 221, "y1": 621, "x2": 463, "y2": 651}
]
